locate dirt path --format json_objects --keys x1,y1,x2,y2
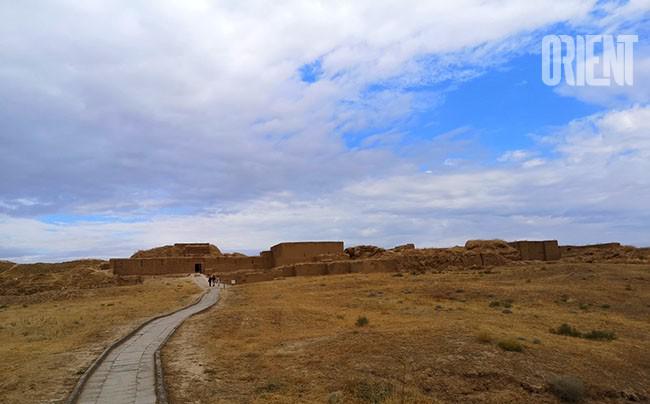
[{"x1": 73, "y1": 275, "x2": 219, "y2": 404}]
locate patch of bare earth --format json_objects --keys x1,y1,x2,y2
[
  {"x1": 0, "y1": 263, "x2": 203, "y2": 404},
  {"x1": 163, "y1": 263, "x2": 650, "y2": 403}
]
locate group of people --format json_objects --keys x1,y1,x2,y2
[{"x1": 207, "y1": 274, "x2": 220, "y2": 287}]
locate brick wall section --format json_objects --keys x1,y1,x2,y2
[
  {"x1": 111, "y1": 241, "x2": 343, "y2": 276},
  {"x1": 270, "y1": 241, "x2": 344, "y2": 266},
  {"x1": 508, "y1": 240, "x2": 561, "y2": 261},
  {"x1": 111, "y1": 258, "x2": 198, "y2": 275},
  {"x1": 111, "y1": 240, "x2": 562, "y2": 279}
]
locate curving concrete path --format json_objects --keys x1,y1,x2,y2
[{"x1": 74, "y1": 275, "x2": 219, "y2": 404}]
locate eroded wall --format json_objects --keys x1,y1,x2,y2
[
  {"x1": 111, "y1": 258, "x2": 199, "y2": 275},
  {"x1": 508, "y1": 240, "x2": 560, "y2": 261},
  {"x1": 270, "y1": 241, "x2": 345, "y2": 266}
]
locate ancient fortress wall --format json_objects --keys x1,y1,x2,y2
[
  {"x1": 111, "y1": 258, "x2": 197, "y2": 275},
  {"x1": 270, "y1": 241, "x2": 345, "y2": 266},
  {"x1": 508, "y1": 240, "x2": 560, "y2": 261},
  {"x1": 111, "y1": 240, "x2": 562, "y2": 281},
  {"x1": 111, "y1": 241, "x2": 344, "y2": 276}
]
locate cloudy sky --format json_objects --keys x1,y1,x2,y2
[{"x1": 1, "y1": 0, "x2": 649, "y2": 262}]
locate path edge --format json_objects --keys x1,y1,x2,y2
[
  {"x1": 154, "y1": 289, "x2": 221, "y2": 404},
  {"x1": 65, "y1": 276, "x2": 209, "y2": 404}
]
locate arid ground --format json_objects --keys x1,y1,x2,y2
[
  {"x1": 0, "y1": 260, "x2": 202, "y2": 403},
  {"x1": 163, "y1": 262, "x2": 650, "y2": 403}
]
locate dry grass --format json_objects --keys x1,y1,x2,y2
[
  {"x1": 163, "y1": 263, "x2": 650, "y2": 403},
  {"x1": 0, "y1": 273, "x2": 202, "y2": 403}
]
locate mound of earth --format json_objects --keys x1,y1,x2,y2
[
  {"x1": 0, "y1": 259, "x2": 137, "y2": 299},
  {"x1": 345, "y1": 245, "x2": 386, "y2": 259},
  {"x1": 390, "y1": 243, "x2": 415, "y2": 252},
  {"x1": 131, "y1": 243, "x2": 222, "y2": 258},
  {"x1": 560, "y1": 243, "x2": 650, "y2": 263},
  {"x1": 0, "y1": 260, "x2": 15, "y2": 272},
  {"x1": 465, "y1": 239, "x2": 520, "y2": 259}
]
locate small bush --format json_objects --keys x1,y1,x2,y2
[
  {"x1": 327, "y1": 391, "x2": 343, "y2": 404},
  {"x1": 489, "y1": 301, "x2": 501, "y2": 307},
  {"x1": 553, "y1": 323, "x2": 582, "y2": 337},
  {"x1": 256, "y1": 379, "x2": 284, "y2": 394},
  {"x1": 549, "y1": 375, "x2": 585, "y2": 402},
  {"x1": 552, "y1": 323, "x2": 616, "y2": 341},
  {"x1": 346, "y1": 379, "x2": 394, "y2": 403},
  {"x1": 356, "y1": 316, "x2": 369, "y2": 327},
  {"x1": 583, "y1": 330, "x2": 616, "y2": 341},
  {"x1": 497, "y1": 339, "x2": 523, "y2": 352}
]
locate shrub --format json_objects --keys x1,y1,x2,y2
[
  {"x1": 346, "y1": 379, "x2": 394, "y2": 403},
  {"x1": 497, "y1": 339, "x2": 523, "y2": 352},
  {"x1": 489, "y1": 301, "x2": 501, "y2": 307},
  {"x1": 327, "y1": 391, "x2": 343, "y2": 404},
  {"x1": 549, "y1": 375, "x2": 585, "y2": 402},
  {"x1": 583, "y1": 330, "x2": 616, "y2": 341},
  {"x1": 256, "y1": 379, "x2": 283, "y2": 394},
  {"x1": 553, "y1": 323, "x2": 582, "y2": 337},
  {"x1": 552, "y1": 324, "x2": 616, "y2": 341},
  {"x1": 356, "y1": 316, "x2": 369, "y2": 327}
]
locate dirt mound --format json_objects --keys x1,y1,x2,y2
[
  {"x1": 465, "y1": 239, "x2": 520, "y2": 259},
  {"x1": 390, "y1": 243, "x2": 415, "y2": 252},
  {"x1": 345, "y1": 245, "x2": 386, "y2": 259},
  {"x1": 560, "y1": 243, "x2": 650, "y2": 263},
  {"x1": 131, "y1": 244, "x2": 222, "y2": 258},
  {"x1": 0, "y1": 259, "x2": 138, "y2": 298},
  {"x1": 0, "y1": 260, "x2": 15, "y2": 272}
]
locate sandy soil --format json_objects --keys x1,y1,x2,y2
[
  {"x1": 163, "y1": 262, "x2": 650, "y2": 403},
  {"x1": 0, "y1": 269, "x2": 202, "y2": 404}
]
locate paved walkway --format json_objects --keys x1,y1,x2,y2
[{"x1": 76, "y1": 275, "x2": 219, "y2": 404}]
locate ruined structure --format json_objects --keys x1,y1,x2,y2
[
  {"x1": 110, "y1": 239, "x2": 562, "y2": 284},
  {"x1": 508, "y1": 240, "x2": 560, "y2": 261},
  {"x1": 110, "y1": 242, "x2": 344, "y2": 276}
]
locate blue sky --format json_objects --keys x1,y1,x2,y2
[{"x1": 1, "y1": 0, "x2": 649, "y2": 261}]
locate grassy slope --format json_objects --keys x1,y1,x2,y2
[
  {"x1": 0, "y1": 272, "x2": 202, "y2": 403},
  {"x1": 163, "y1": 263, "x2": 650, "y2": 403}
]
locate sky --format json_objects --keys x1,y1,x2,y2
[{"x1": 1, "y1": 0, "x2": 649, "y2": 262}]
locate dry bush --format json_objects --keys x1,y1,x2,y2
[
  {"x1": 356, "y1": 315, "x2": 369, "y2": 327},
  {"x1": 497, "y1": 339, "x2": 524, "y2": 352},
  {"x1": 551, "y1": 323, "x2": 616, "y2": 341},
  {"x1": 345, "y1": 379, "x2": 394, "y2": 403},
  {"x1": 549, "y1": 375, "x2": 585, "y2": 402}
]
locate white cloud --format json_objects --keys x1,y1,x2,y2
[
  {"x1": 0, "y1": 0, "x2": 599, "y2": 216},
  {"x1": 2, "y1": 1, "x2": 649, "y2": 260},
  {"x1": 498, "y1": 150, "x2": 534, "y2": 162},
  {"x1": 2, "y1": 106, "x2": 649, "y2": 262}
]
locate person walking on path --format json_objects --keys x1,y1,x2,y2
[{"x1": 208, "y1": 275, "x2": 213, "y2": 287}]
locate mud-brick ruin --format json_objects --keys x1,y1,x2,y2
[{"x1": 110, "y1": 240, "x2": 561, "y2": 284}]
